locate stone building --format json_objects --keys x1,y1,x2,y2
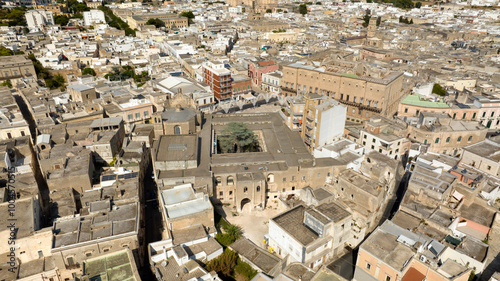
[
  {"x1": 281, "y1": 61, "x2": 405, "y2": 121},
  {"x1": 0, "y1": 55, "x2": 37, "y2": 82},
  {"x1": 405, "y1": 112, "x2": 488, "y2": 156},
  {"x1": 268, "y1": 202, "x2": 352, "y2": 269}
]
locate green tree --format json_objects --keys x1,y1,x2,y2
[
  {"x1": 316, "y1": 1, "x2": 322, "y2": 4},
  {"x1": 206, "y1": 249, "x2": 238, "y2": 278},
  {"x1": 432, "y1": 83, "x2": 446, "y2": 96},
  {"x1": 23, "y1": 27, "x2": 29, "y2": 34},
  {"x1": 28, "y1": 54, "x2": 50, "y2": 79},
  {"x1": 218, "y1": 122, "x2": 259, "y2": 153},
  {"x1": 0, "y1": 80, "x2": 12, "y2": 88},
  {"x1": 180, "y1": 11, "x2": 195, "y2": 18},
  {"x1": 0, "y1": 46, "x2": 13, "y2": 56},
  {"x1": 45, "y1": 74, "x2": 66, "y2": 90},
  {"x1": 266, "y1": 8, "x2": 272, "y2": 13},
  {"x1": 376, "y1": 16, "x2": 381, "y2": 26},
  {"x1": 299, "y1": 4, "x2": 307, "y2": 15},
  {"x1": 146, "y1": 18, "x2": 165, "y2": 28},
  {"x1": 416, "y1": 1, "x2": 422, "y2": 8},
  {"x1": 234, "y1": 259, "x2": 258, "y2": 281},
  {"x1": 362, "y1": 12, "x2": 371, "y2": 27},
  {"x1": 277, "y1": 8, "x2": 283, "y2": 12},
  {"x1": 82, "y1": 67, "x2": 96, "y2": 76},
  {"x1": 54, "y1": 14, "x2": 69, "y2": 26}
]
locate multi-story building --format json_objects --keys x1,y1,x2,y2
[
  {"x1": 268, "y1": 202, "x2": 352, "y2": 269},
  {"x1": 359, "y1": 116, "x2": 410, "y2": 160},
  {"x1": 127, "y1": 13, "x2": 188, "y2": 29},
  {"x1": 406, "y1": 112, "x2": 488, "y2": 156},
  {"x1": 398, "y1": 94, "x2": 479, "y2": 122},
  {"x1": 262, "y1": 72, "x2": 282, "y2": 94},
  {"x1": 202, "y1": 60, "x2": 232, "y2": 102},
  {"x1": 281, "y1": 62, "x2": 405, "y2": 121},
  {"x1": 248, "y1": 60, "x2": 279, "y2": 86},
  {"x1": 473, "y1": 94, "x2": 500, "y2": 130},
  {"x1": 231, "y1": 76, "x2": 252, "y2": 100},
  {"x1": 83, "y1": 9, "x2": 105, "y2": 26},
  {"x1": 281, "y1": 93, "x2": 346, "y2": 151},
  {"x1": 25, "y1": 9, "x2": 54, "y2": 29},
  {"x1": 0, "y1": 55, "x2": 37, "y2": 83},
  {"x1": 460, "y1": 137, "x2": 500, "y2": 177},
  {"x1": 354, "y1": 220, "x2": 472, "y2": 281}
]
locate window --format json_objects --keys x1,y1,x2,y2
[
  {"x1": 385, "y1": 275, "x2": 391, "y2": 281},
  {"x1": 483, "y1": 112, "x2": 486, "y2": 118},
  {"x1": 86, "y1": 252, "x2": 92, "y2": 257},
  {"x1": 404, "y1": 108, "x2": 408, "y2": 113},
  {"x1": 227, "y1": 176, "x2": 234, "y2": 185},
  {"x1": 462, "y1": 113, "x2": 466, "y2": 119},
  {"x1": 446, "y1": 137, "x2": 450, "y2": 143},
  {"x1": 283, "y1": 188, "x2": 286, "y2": 192},
  {"x1": 283, "y1": 177, "x2": 286, "y2": 182},
  {"x1": 468, "y1": 136, "x2": 473, "y2": 142},
  {"x1": 487, "y1": 166, "x2": 491, "y2": 170},
  {"x1": 219, "y1": 191, "x2": 223, "y2": 196},
  {"x1": 67, "y1": 257, "x2": 75, "y2": 266},
  {"x1": 216, "y1": 177, "x2": 222, "y2": 185},
  {"x1": 243, "y1": 187, "x2": 248, "y2": 193},
  {"x1": 21, "y1": 131, "x2": 25, "y2": 136},
  {"x1": 135, "y1": 112, "x2": 140, "y2": 119},
  {"x1": 346, "y1": 95, "x2": 350, "y2": 101},
  {"x1": 38, "y1": 250, "x2": 43, "y2": 258},
  {"x1": 453, "y1": 113, "x2": 456, "y2": 119},
  {"x1": 340, "y1": 94, "x2": 344, "y2": 100},
  {"x1": 128, "y1": 114, "x2": 133, "y2": 120},
  {"x1": 317, "y1": 173, "x2": 321, "y2": 178},
  {"x1": 371, "y1": 145, "x2": 374, "y2": 149},
  {"x1": 174, "y1": 125, "x2": 181, "y2": 135},
  {"x1": 103, "y1": 248, "x2": 110, "y2": 252},
  {"x1": 372, "y1": 138, "x2": 376, "y2": 143},
  {"x1": 458, "y1": 136, "x2": 462, "y2": 142},
  {"x1": 424, "y1": 139, "x2": 427, "y2": 144},
  {"x1": 492, "y1": 112, "x2": 495, "y2": 117},
  {"x1": 256, "y1": 186, "x2": 260, "y2": 192},
  {"x1": 144, "y1": 111, "x2": 149, "y2": 117},
  {"x1": 472, "y1": 112, "x2": 476, "y2": 119},
  {"x1": 302, "y1": 176, "x2": 306, "y2": 181},
  {"x1": 366, "y1": 263, "x2": 371, "y2": 270},
  {"x1": 363, "y1": 141, "x2": 366, "y2": 145},
  {"x1": 379, "y1": 149, "x2": 382, "y2": 153},
  {"x1": 364, "y1": 135, "x2": 367, "y2": 139},
  {"x1": 435, "y1": 138, "x2": 440, "y2": 144}
]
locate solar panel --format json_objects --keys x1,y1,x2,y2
[
  {"x1": 117, "y1": 172, "x2": 138, "y2": 180},
  {"x1": 102, "y1": 175, "x2": 116, "y2": 181}
]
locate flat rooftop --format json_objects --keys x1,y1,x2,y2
[{"x1": 154, "y1": 134, "x2": 197, "y2": 162}]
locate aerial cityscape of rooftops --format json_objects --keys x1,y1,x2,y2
[{"x1": 0, "y1": 0, "x2": 499, "y2": 280}]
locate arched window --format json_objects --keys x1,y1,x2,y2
[
  {"x1": 256, "y1": 186, "x2": 260, "y2": 192},
  {"x1": 243, "y1": 187, "x2": 248, "y2": 193},
  {"x1": 446, "y1": 137, "x2": 450, "y2": 143},
  {"x1": 468, "y1": 136, "x2": 473, "y2": 142},
  {"x1": 435, "y1": 138, "x2": 440, "y2": 144},
  {"x1": 215, "y1": 177, "x2": 222, "y2": 185},
  {"x1": 174, "y1": 125, "x2": 181, "y2": 135},
  {"x1": 457, "y1": 136, "x2": 462, "y2": 142},
  {"x1": 227, "y1": 176, "x2": 234, "y2": 185}
]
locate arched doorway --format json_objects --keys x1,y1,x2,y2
[{"x1": 240, "y1": 198, "x2": 251, "y2": 213}]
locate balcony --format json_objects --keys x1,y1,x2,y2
[
  {"x1": 292, "y1": 119, "x2": 301, "y2": 124},
  {"x1": 305, "y1": 115, "x2": 314, "y2": 122},
  {"x1": 305, "y1": 123, "x2": 313, "y2": 130},
  {"x1": 304, "y1": 138, "x2": 311, "y2": 145},
  {"x1": 305, "y1": 132, "x2": 312, "y2": 138}
]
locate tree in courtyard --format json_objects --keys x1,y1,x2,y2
[
  {"x1": 416, "y1": 1, "x2": 422, "y2": 8},
  {"x1": 206, "y1": 248, "x2": 238, "y2": 278},
  {"x1": 218, "y1": 122, "x2": 259, "y2": 153},
  {"x1": 45, "y1": 74, "x2": 66, "y2": 90},
  {"x1": 82, "y1": 67, "x2": 96, "y2": 76},
  {"x1": 146, "y1": 18, "x2": 165, "y2": 28},
  {"x1": 0, "y1": 80, "x2": 12, "y2": 88},
  {"x1": 432, "y1": 83, "x2": 446, "y2": 96}
]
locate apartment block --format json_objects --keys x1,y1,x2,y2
[{"x1": 202, "y1": 60, "x2": 232, "y2": 102}]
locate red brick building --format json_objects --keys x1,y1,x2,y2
[
  {"x1": 202, "y1": 60, "x2": 232, "y2": 102},
  {"x1": 248, "y1": 60, "x2": 279, "y2": 86},
  {"x1": 231, "y1": 76, "x2": 252, "y2": 100}
]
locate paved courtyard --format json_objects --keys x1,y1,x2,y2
[{"x1": 220, "y1": 205, "x2": 281, "y2": 248}]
